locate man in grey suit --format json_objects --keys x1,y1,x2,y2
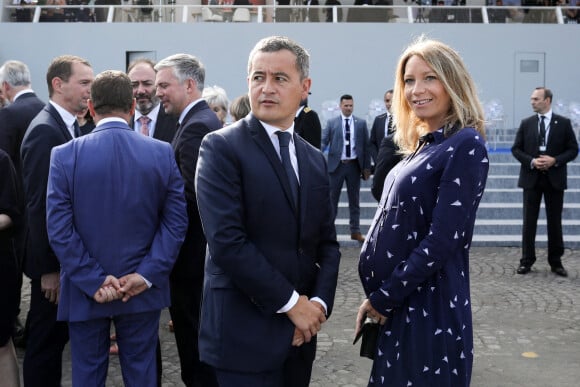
[
  {"x1": 321, "y1": 94, "x2": 371, "y2": 242},
  {"x1": 127, "y1": 58, "x2": 177, "y2": 143}
]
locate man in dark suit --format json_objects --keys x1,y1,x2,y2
[
  {"x1": 371, "y1": 132, "x2": 402, "y2": 202},
  {"x1": 512, "y1": 87, "x2": 578, "y2": 277},
  {"x1": 46, "y1": 70, "x2": 187, "y2": 386},
  {"x1": 369, "y1": 89, "x2": 393, "y2": 163},
  {"x1": 321, "y1": 94, "x2": 371, "y2": 242},
  {"x1": 196, "y1": 35, "x2": 340, "y2": 387},
  {"x1": 154, "y1": 53, "x2": 222, "y2": 387},
  {"x1": 294, "y1": 96, "x2": 321, "y2": 148},
  {"x1": 0, "y1": 60, "x2": 45, "y2": 177},
  {"x1": 0, "y1": 59, "x2": 45, "y2": 345},
  {"x1": 370, "y1": 89, "x2": 402, "y2": 202},
  {"x1": 127, "y1": 58, "x2": 177, "y2": 143},
  {"x1": 20, "y1": 55, "x2": 94, "y2": 387}
]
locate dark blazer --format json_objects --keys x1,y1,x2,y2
[
  {"x1": 321, "y1": 114, "x2": 371, "y2": 174},
  {"x1": 369, "y1": 111, "x2": 391, "y2": 162},
  {"x1": 171, "y1": 100, "x2": 222, "y2": 280},
  {"x1": 371, "y1": 132, "x2": 402, "y2": 201},
  {"x1": 0, "y1": 92, "x2": 45, "y2": 176},
  {"x1": 294, "y1": 105, "x2": 322, "y2": 149},
  {"x1": 196, "y1": 114, "x2": 340, "y2": 372},
  {"x1": 46, "y1": 121, "x2": 187, "y2": 322},
  {"x1": 512, "y1": 113, "x2": 578, "y2": 190},
  {"x1": 20, "y1": 103, "x2": 73, "y2": 279},
  {"x1": 129, "y1": 106, "x2": 178, "y2": 143}
]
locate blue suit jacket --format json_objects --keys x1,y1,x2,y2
[
  {"x1": 196, "y1": 114, "x2": 341, "y2": 372},
  {"x1": 46, "y1": 121, "x2": 188, "y2": 322},
  {"x1": 321, "y1": 114, "x2": 371, "y2": 173}
]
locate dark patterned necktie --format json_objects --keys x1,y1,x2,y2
[
  {"x1": 345, "y1": 118, "x2": 351, "y2": 158},
  {"x1": 73, "y1": 121, "x2": 81, "y2": 138},
  {"x1": 539, "y1": 115, "x2": 546, "y2": 146},
  {"x1": 276, "y1": 131, "x2": 299, "y2": 208}
]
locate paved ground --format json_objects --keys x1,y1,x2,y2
[{"x1": 16, "y1": 246, "x2": 580, "y2": 386}]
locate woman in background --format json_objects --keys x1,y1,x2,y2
[
  {"x1": 203, "y1": 85, "x2": 230, "y2": 126},
  {"x1": 229, "y1": 94, "x2": 250, "y2": 122},
  {"x1": 355, "y1": 36, "x2": 489, "y2": 386}
]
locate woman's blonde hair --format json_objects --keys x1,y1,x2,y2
[{"x1": 392, "y1": 36, "x2": 485, "y2": 154}]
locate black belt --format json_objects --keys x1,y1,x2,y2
[{"x1": 341, "y1": 159, "x2": 357, "y2": 164}]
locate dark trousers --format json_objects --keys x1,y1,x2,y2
[
  {"x1": 521, "y1": 174, "x2": 565, "y2": 268},
  {"x1": 23, "y1": 279, "x2": 69, "y2": 387},
  {"x1": 329, "y1": 160, "x2": 361, "y2": 233},
  {"x1": 169, "y1": 277, "x2": 217, "y2": 387},
  {"x1": 215, "y1": 337, "x2": 317, "y2": 387},
  {"x1": 69, "y1": 311, "x2": 160, "y2": 387}
]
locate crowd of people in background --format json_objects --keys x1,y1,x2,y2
[{"x1": 8, "y1": 0, "x2": 580, "y2": 24}]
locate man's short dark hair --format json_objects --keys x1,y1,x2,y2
[
  {"x1": 340, "y1": 94, "x2": 353, "y2": 102},
  {"x1": 536, "y1": 86, "x2": 553, "y2": 103},
  {"x1": 91, "y1": 70, "x2": 134, "y2": 115},
  {"x1": 46, "y1": 55, "x2": 91, "y2": 97}
]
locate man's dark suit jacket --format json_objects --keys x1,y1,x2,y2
[
  {"x1": 129, "y1": 106, "x2": 178, "y2": 143},
  {"x1": 196, "y1": 114, "x2": 340, "y2": 372},
  {"x1": 294, "y1": 105, "x2": 322, "y2": 149},
  {"x1": 0, "y1": 92, "x2": 45, "y2": 177},
  {"x1": 0, "y1": 92, "x2": 45, "y2": 262},
  {"x1": 171, "y1": 100, "x2": 222, "y2": 280},
  {"x1": 369, "y1": 111, "x2": 391, "y2": 163},
  {"x1": 371, "y1": 132, "x2": 402, "y2": 201},
  {"x1": 512, "y1": 113, "x2": 578, "y2": 190},
  {"x1": 20, "y1": 103, "x2": 73, "y2": 279}
]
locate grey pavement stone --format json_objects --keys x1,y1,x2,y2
[{"x1": 16, "y1": 246, "x2": 580, "y2": 386}]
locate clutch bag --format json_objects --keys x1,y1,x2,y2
[{"x1": 353, "y1": 320, "x2": 380, "y2": 360}]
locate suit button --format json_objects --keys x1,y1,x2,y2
[{"x1": 298, "y1": 248, "x2": 304, "y2": 255}]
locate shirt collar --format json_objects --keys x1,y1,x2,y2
[
  {"x1": 538, "y1": 110, "x2": 552, "y2": 122},
  {"x1": 178, "y1": 98, "x2": 203, "y2": 125},
  {"x1": 261, "y1": 120, "x2": 295, "y2": 144},
  {"x1": 13, "y1": 89, "x2": 34, "y2": 102},
  {"x1": 49, "y1": 100, "x2": 77, "y2": 129},
  {"x1": 95, "y1": 117, "x2": 127, "y2": 128}
]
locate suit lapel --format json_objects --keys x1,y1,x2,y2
[
  {"x1": 295, "y1": 135, "x2": 310, "y2": 225},
  {"x1": 249, "y1": 116, "x2": 298, "y2": 215},
  {"x1": 47, "y1": 103, "x2": 73, "y2": 141},
  {"x1": 379, "y1": 115, "x2": 387, "y2": 139},
  {"x1": 172, "y1": 101, "x2": 208, "y2": 147}
]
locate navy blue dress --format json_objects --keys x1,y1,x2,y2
[{"x1": 359, "y1": 127, "x2": 489, "y2": 386}]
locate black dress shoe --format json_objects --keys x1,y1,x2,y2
[
  {"x1": 516, "y1": 265, "x2": 531, "y2": 275},
  {"x1": 551, "y1": 266, "x2": 568, "y2": 277}
]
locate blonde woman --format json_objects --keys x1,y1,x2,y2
[{"x1": 355, "y1": 36, "x2": 488, "y2": 386}]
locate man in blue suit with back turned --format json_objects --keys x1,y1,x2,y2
[
  {"x1": 46, "y1": 70, "x2": 188, "y2": 386},
  {"x1": 196, "y1": 36, "x2": 341, "y2": 387}
]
